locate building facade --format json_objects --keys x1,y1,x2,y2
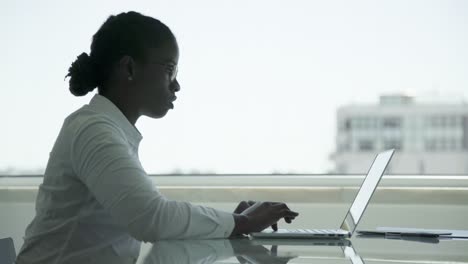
[{"x1": 332, "y1": 95, "x2": 468, "y2": 174}]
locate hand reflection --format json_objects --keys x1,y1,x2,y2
[
  {"x1": 141, "y1": 238, "x2": 297, "y2": 264},
  {"x1": 234, "y1": 243, "x2": 297, "y2": 264}
]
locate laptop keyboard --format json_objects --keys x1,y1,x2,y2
[{"x1": 288, "y1": 229, "x2": 345, "y2": 234}]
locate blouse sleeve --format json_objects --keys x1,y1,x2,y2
[{"x1": 70, "y1": 119, "x2": 235, "y2": 242}]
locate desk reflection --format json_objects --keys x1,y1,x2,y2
[
  {"x1": 141, "y1": 238, "x2": 297, "y2": 264},
  {"x1": 140, "y1": 238, "x2": 362, "y2": 264}
]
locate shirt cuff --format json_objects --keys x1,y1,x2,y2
[{"x1": 217, "y1": 210, "x2": 235, "y2": 237}]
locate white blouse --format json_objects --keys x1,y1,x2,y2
[{"x1": 16, "y1": 94, "x2": 235, "y2": 264}]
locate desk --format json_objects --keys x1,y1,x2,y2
[
  {"x1": 135, "y1": 236, "x2": 468, "y2": 263},
  {"x1": 2, "y1": 175, "x2": 468, "y2": 263}
]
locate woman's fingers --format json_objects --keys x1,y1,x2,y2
[
  {"x1": 233, "y1": 201, "x2": 248, "y2": 214},
  {"x1": 271, "y1": 223, "x2": 278, "y2": 231},
  {"x1": 271, "y1": 204, "x2": 298, "y2": 230},
  {"x1": 277, "y1": 207, "x2": 299, "y2": 218},
  {"x1": 236, "y1": 201, "x2": 299, "y2": 233},
  {"x1": 275, "y1": 206, "x2": 298, "y2": 227},
  {"x1": 234, "y1": 200, "x2": 261, "y2": 214}
]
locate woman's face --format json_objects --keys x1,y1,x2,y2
[{"x1": 134, "y1": 41, "x2": 180, "y2": 119}]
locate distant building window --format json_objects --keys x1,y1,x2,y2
[
  {"x1": 448, "y1": 116, "x2": 459, "y2": 127},
  {"x1": 351, "y1": 117, "x2": 378, "y2": 130},
  {"x1": 428, "y1": 116, "x2": 440, "y2": 127},
  {"x1": 425, "y1": 138, "x2": 461, "y2": 151},
  {"x1": 383, "y1": 139, "x2": 402, "y2": 150},
  {"x1": 428, "y1": 115, "x2": 461, "y2": 128},
  {"x1": 345, "y1": 119, "x2": 351, "y2": 131},
  {"x1": 447, "y1": 138, "x2": 459, "y2": 150},
  {"x1": 339, "y1": 119, "x2": 352, "y2": 131},
  {"x1": 351, "y1": 118, "x2": 362, "y2": 129},
  {"x1": 425, "y1": 139, "x2": 437, "y2": 151},
  {"x1": 382, "y1": 117, "x2": 402, "y2": 129},
  {"x1": 358, "y1": 140, "x2": 374, "y2": 151}
]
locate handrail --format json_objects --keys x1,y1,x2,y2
[{"x1": 1, "y1": 174, "x2": 468, "y2": 188}]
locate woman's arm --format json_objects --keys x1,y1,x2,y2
[{"x1": 70, "y1": 120, "x2": 234, "y2": 241}]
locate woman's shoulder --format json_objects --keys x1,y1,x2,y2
[{"x1": 64, "y1": 105, "x2": 124, "y2": 138}]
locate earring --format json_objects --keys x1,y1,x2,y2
[{"x1": 128, "y1": 76, "x2": 133, "y2": 81}]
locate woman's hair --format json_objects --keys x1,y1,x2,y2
[{"x1": 65, "y1": 11, "x2": 175, "y2": 96}]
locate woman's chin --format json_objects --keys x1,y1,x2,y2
[{"x1": 149, "y1": 108, "x2": 170, "y2": 119}]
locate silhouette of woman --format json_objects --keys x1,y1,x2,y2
[{"x1": 16, "y1": 11, "x2": 298, "y2": 264}]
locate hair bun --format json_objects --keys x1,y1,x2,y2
[{"x1": 66, "y1": 52, "x2": 98, "y2": 96}]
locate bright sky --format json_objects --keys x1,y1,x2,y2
[{"x1": 1, "y1": 0, "x2": 467, "y2": 174}]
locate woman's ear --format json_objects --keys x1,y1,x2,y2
[{"x1": 118, "y1": 55, "x2": 135, "y2": 80}]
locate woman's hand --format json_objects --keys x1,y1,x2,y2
[{"x1": 231, "y1": 201, "x2": 299, "y2": 236}]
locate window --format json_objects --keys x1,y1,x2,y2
[
  {"x1": 345, "y1": 119, "x2": 351, "y2": 131},
  {"x1": 428, "y1": 115, "x2": 461, "y2": 129},
  {"x1": 382, "y1": 117, "x2": 402, "y2": 129},
  {"x1": 425, "y1": 138, "x2": 461, "y2": 151},
  {"x1": 358, "y1": 140, "x2": 375, "y2": 151},
  {"x1": 425, "y1": 139, "x2": 437, "y2": 151},
  {"x1": 351, "y1": 117, "x2": 378, "y2": 130},
  {"x1": 2, "y1": 1, "x2": 467, "y2": 176},
  {"x1": 383, "y1": 139, "x2": 403, "y2": 150},
  {"x1": 339, "y1": 119, "x2": 352, "y2": 131}
]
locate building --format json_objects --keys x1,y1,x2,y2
[{"x1": 331, "y1": 94, "x2": 468, "y2": 174}]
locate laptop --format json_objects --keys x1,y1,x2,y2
[{"x1": 250, "y1": 149, "x2": 395, "y2": 239}]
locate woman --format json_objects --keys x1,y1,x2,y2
[{"x1": 16, "y1": 11, "x2": 298, "y2": 263}]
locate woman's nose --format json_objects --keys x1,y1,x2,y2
[{"x1": 171, "y1": 79, "x2": 180, "y2": 92}]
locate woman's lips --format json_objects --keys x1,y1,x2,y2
[{"x1": 168, "y1": 96, "x2": 176, "y2": 109}]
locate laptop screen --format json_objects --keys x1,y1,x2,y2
[{"x1": 339, "y1": 149, "x2": 394, "y2": 234}]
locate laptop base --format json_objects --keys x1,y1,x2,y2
[{"x1": 251, "y1": 228, "x2": 351, "y2": 239}]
